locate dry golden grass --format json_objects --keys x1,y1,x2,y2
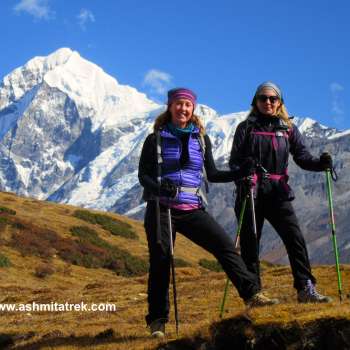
[{"x1": 0, "y1": 192, "x2": 349, "y2": 349}]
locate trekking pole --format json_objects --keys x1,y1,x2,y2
[
  {"x1": 248, "y1": 178, "x2": 257, "y2": 238},
  {"x1": 234, "y1": 196, "x2": 248, "y2": 250},
  {"x1": 219, "y1": 195, "x2": 247, "y2": 318},
  {"x1": 167, "y1": 208, "x2": 179, "y2": 335},
  {"x1": 325, "y1": 168, "x2": 342, "y2": 302}
]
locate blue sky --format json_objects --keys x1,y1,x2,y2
[{"x1": 0, "y1": 0, "x2": 349, "y2": 129}]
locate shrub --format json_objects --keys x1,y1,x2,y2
[
  {"x1": 0, "y1": 206, "x2": 16, "y2": 215},
  {"x1": 69, "y1": 226, "x2": 148, "y2": 276},
  {"x1": 0, "y1": 216, "x2": 11, "y2": 227},
  {"x1": 199, "y1": 258, "x2": 223, "y2": 272},
  {"x1": 73, "y1": 210, "x2": 100, "y2": 224},
  {"x1": 11, "y1": 226, "x2": 58, "y2": 258},
  {"x1": 57, "y1": 237, "x2": 108, "y2": 269},
  {"x1": 108, "y1": 248, "x2": 148, "y2": 276},
  {"x1": 0, "y1": 253, "x2": 11, "y2": 268},
  {"x1": 0, "y1": 217, "x2": 25, "y2": 232},
  {"x1": 73, "y1": 210, "x2": 137, "y2": 240},
  {"x1": 174, "y1": 258, "x2": 191, "y2": 267},
  {"x1": 9, "y1": 220, "x2": 147, "y2": 277},
  {"x1": 34, "y1": 264, "x2": 55, "y2": 278},
  {"x1": 11, "y1": 221, "x2": 26, "y2": 230},
  {"x1": 98, "y1": 218, "x2": 137, "y2": 240},
  {"x1": 70, "y1": 226, "x2": 106, "y2": 247}
]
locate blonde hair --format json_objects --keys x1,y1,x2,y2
[
  {"x1": 249, "y1": 103, "x2": 293, "y2": 129},
  {"x1": 153, "y1": 110, "x2": 206, "y2": 135}
]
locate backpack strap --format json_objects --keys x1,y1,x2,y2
[
  {"x1": 197, "y1": 134, "x2": 209, "y2": 206},
  {"x1": 198, "y1": 135, "x2": 209, "y2": 192},
  {"x1": 251, "y1": 130, "x2": 289, "y2": 151},
  {"x1": 154, "y1": 131, "x2": 164, "y2": 249},
  {"x1": 156, "y1": 131, "x2": 162, "y2": 185}
]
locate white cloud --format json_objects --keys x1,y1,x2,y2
[
  {"x1": 77, "y1": 8, "x2": 95, "y2": 30},
  {"x1": 143, "y1": 69, "x2": 172, "y2": 96},
  {"x1": 14, "y1": 0, "x2": 51, "y2": 20},
  {"x1": 330, "y1": 82, "x2": 344, "y2": 93},
  {"x1": 330, "y1": 82, "x2": 345, "y2": 125}
]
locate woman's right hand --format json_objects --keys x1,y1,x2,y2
[
  {"x1": 159, "y1": 178, "x2": 178, "y2": 198},
  {"x1": 239, "y1": 157, "x2": 256, "y2": 177}
]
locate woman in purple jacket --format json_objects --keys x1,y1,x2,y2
[
  {"x1": 139, "y1": 88, "x2": 277, "y2": 337},
  {"x1": 229, "y1": 81, "x2": 332, "y2": 304}
]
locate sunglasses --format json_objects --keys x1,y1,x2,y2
[{"x1": 256, "y1": 95, "x2": 280, "y2": 104}]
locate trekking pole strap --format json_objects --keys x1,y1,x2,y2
[{"x1": 331, "y1": 166, "x2": 338, "y2": 182}]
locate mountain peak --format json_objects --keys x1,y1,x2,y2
[
  {"x1": 1, "y1": 48, "x2": 159, "y2": 130},
  {"x1": 47, "y1": 47, "x2": 75, "y2": 60},
  {"x1": 34, "y1": 47, "x2": 76, "y2": 69}
]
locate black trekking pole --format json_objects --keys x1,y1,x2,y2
[
  {"x1": 325, "y1": 168, "x2": 342, "y2": 302},
  {"x1": 219, "y1": 195, "x2": 247, "y2": 318},
  {"x1": 167, "y1": 207, "x2": 179, "y2": 335}
]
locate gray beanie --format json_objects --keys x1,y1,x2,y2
[{"x1": 251, "y1": 81, "x2": 283, "y2": 105}]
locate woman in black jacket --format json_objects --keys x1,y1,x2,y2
[
  {"x1": 139, "y1": 88, "x2": 277, "y2": 337},
  {"x1": 229, "y1": 81, "x2": 332, "y2": 304}
]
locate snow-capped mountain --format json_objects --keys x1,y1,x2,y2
[
  {"x1": 0, "y1": 48, "x2": 349, "y2": 264},
  {"x1": 0, "y1": 48, "x2": 159, "y2": 200}
]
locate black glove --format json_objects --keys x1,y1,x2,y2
[
  {"x1": 320, "y1": 152, "x2": 333, "y2": 170},
  {"x1": 239, "y1": 157, "x2": 256, "y2": 178},
  {"x1": 159, "y1": 178, "x2": 178, "y2": 198}
]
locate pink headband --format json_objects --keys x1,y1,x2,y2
[{"x1": 167, "y1": 88, "x2": 197, "y2": 106}]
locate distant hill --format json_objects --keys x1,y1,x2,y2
[{"x1": 0, "y1": 191, "x2": 215, "y2": 275}]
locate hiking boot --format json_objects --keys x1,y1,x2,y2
[
  {"x1": 149, "y1": 319, "x2": 165, "y2": 338},
  {"x1": 245, "y1": 292, "x2": 279, "y2": 308},
  {"x1": 297, "y1": 280, "x2": 332, "y2": 303}
]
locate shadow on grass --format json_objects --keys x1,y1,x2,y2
[
  {"x1": 5, "y1": 329, "x2": 152, "y2": 350},
  {"x1": 156, "y1": 316, "x2": 350, "y2": 350}
]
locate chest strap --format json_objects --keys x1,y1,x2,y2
[{"x1": 251, "y1": 131, "x2": 289, "y2": 151}]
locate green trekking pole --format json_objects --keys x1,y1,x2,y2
[
  {"x1": 219, "y1": 195, "x2": 247, "y2": 318},
  {"x1": 234, "y1": 196, "x2": 248, "y2": 251},
  {"x1": 325, "y1": 168, "x2": 342, "y2": 302}
]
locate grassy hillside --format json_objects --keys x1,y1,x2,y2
[{"x1": 0, "y1": 192, "x2": 350, "y2": 349}]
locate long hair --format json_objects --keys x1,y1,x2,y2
[
  {"x1": 249, "y1": 103, "x2": 293, "y2": 129},
  {"x1": 153, "y1": 110, "x2": 206, "y2": 135}
]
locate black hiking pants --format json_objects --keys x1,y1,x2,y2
[
  {"x1": 144, "y1": 201, "x2": 259, "y2": 325},
  {"x1": 235, "y1": 197, "x2": 316, "y2": 291}
]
